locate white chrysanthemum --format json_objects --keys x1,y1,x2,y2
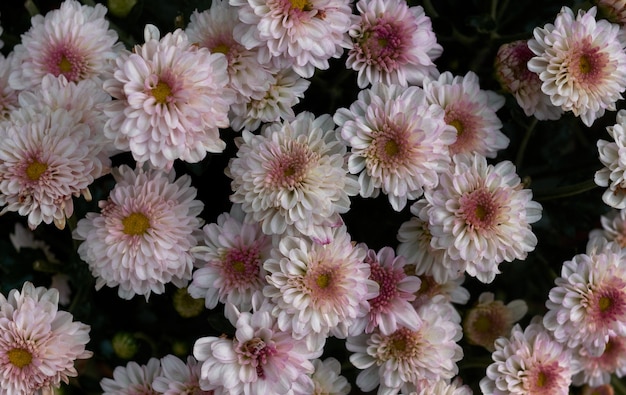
[
  {"x1": 9, "y1": 0, "x2": 121, "y2": 91},
  {"x1": 0, "y1": 282, "x2": 92, "y2": 394},
  {"x1": 73, "y1": 165, "x2": 204, "y2": 300},
  {"x1": 101, "y1": 358, "x2": 162, "y2": 394},
  {"x1": 424, "y1": 153, "x2": 542, "y2": 283},
  {"x1": 310, "y1": 358, "x2": 351, "y2": 395},
  {"x1": 0, "y1": 108, "x2": 109, "y2": 229},
  {"x1": 152, "y1": 355, "x2": 215, "y2": 395},
  {"x1": 527, "y1": 6, "x2": 626, "y2": 126},
  {"x1": 103, "y1": 26, "x2": 235, "y2": 169},
  {"x1": 334, "y1": 83, "x2": 454, "y2": 211},
  {"x1": 543, "y1": 250, "x2": 626, "y2": 355},
  {"x1": 596, "y1": 109, "x2": 626, "y2": 208},
  {"x1": 402, "y1": 378, "x2": 472, "y2": 395},
  {"x1": 0, "y1": 54, "x2": 19, "y2": 119},
  {"x1": 424, "y1": 71, "x2": 509, "y2": 158},
  {"x1": 227, "y1": 112, "x2": 358, "y2": 243},
  {"x1": 346, "y1": 0, "x2": 442, "y2": 88},
  {"x1": 230, "y1": 0, "x2": 353, "y2": 78},
  {"x1": 589, "y1": 207, "x2": 626, "y2": 248}
]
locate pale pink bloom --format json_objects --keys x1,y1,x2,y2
[
  {"x1": 410, "y1": 273, "x2": 469, "y2": 314},
  {"x1": 9, "y1": 0, "x2": 121, "y2": 91},
  {"x1": 543, "y1": 250, "x2": 626, "y2": 355},
  {"x1": 347, "y1": 300, "x2": 463, "y2": 394},
  {"x1": 573, "y1": 334, "x2": 626, "y2": 387},
  {"x1": 0, "y1": 108, "x2": 108, "y2": 229},
  {"x1": 9, "y1": 223, "x2": 58, "y2": 263},
  {"x1": 402, "y1": 378, "x2": 472, "y2": 395},
  {"x1": 310, "y1": 358, "x2": 351, "y2": 395},
  {"x1": 73, "y1": 165, "x2": 204, "y2": 300},
  {"x1": 152, "y1": 355, "x2": 216, "y2": 395},
  {"x1": 480, "y1": 318, "x2": 579, "y2": 395},
  {"x1": 188, "y1": 205, "x2": 275, "y2": 312},
  {"x1": 423, "y1": 71, "x2": 509, "y2": 158},
  {"x1": 424, "y1": 153, "x2": 542, "y2": 283},
  {"x1": 0, "y1": 282, "x2": 92, "y2": 394},
  {"x1": 103, "y1": 26, "x2": 234, "y2": 169},
  {"x1": 527, "y1": 6, "x2": 626, "y2": 126},
  {"x1": 596, "y1": 109, "x2": 626, "y2": 208},
  {"x1": 0, "y1": 54, "x2": 19, "y2": 119},
  {"x1": 494, "y1": 40, "x2": 563, "y2": 121},
  {"x1": 597, "y1": 0, "x2": 626, "y2": 24},
  {"x1": 346, "y1": 0, "x2": 441, "y2": 88},
  {"x1": 334, "y1": 83, "x2": 454, "y2": 211},
  {"x1": 101, "y1": 358, "x2": 162, "y2": 395},
  {"x1": 227, "y1": 112, "x2": 358, "y2": 243},
  {"x1": 589, "y1": 207, "x2": 626, "y2": 248},
  {"x1": 230, "y1": 0, "x2": 353, "y2": 78}
]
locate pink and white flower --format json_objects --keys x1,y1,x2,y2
[
  {"x1": 0, "y1": 54, "x2": 19, "y2": 119},
  {"x1": 596, "y1": 109, "x2": 626, "y2": 208},
  {"x1": 573, "y1": 334, "x2": 626, "y2": 387},
  {"x1": 153, "y1": 355, "x2": 216, "y2": 395},
  {"x1": 589, "y1": 207, "x2": 626, "y2": 248},
  {"x1": 310, "y1": 358, "x2": 351, "y2": 395},
  {"x1": 101, "y1": 358, "x2": 162, "y2": 394}
]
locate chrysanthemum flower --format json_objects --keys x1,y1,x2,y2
[
  {"x1": 153, "y1": 355, "x2": 216, "y2": 395},
  {"x1": 230, "y1": 0, "x2": 353, "y2": 78},
  {"x1": 573, "y1": 334, "x2": 626, "y2": 387},
  {"x1": 346, "y1": 0, "x2": 442, "y2": 88},
  {"x1": 101, "y1": 358, "x2": 162, "y2": 394},
  {"x1": 227, "y1": 112, "x2": 358, "y2": 243},
  {"x1": 188, "y1": 205, "x2": 275, "y2": 312},
  {"x1": 543, "y1": 250, "x2": 626, "y2": 354},
  {"x1": 589, "y1": 207, "x2": 626, "y2": 248},
  {"x1": 9, "y1": 0, "x2": 120, "y2": 91},
  {"x1": 423, "y1": 71, "x2": 509, "y2": 158},
  {"x1": 424, "y1": 153, "x2": 543, "y2": 283},
  {"x1": 403, "y1": 378, "x2": 472, "y2": 395},
  {"x1": 596, "y1": 0, "x2": 626, "y2": 24},
  {"x1": 73, "y1": 164, "x2": 204, "y2": 300},
  {"x1": 0, "y1": 282, "x2": 92, "y2": 394},
  {"x1": 334, "y1": 83, "x2": 454, "y2": 211},
  {"x1": 527, "y1": 6, "x2": 626, "y2": 126},
  {"x1": 596, "y1": 109, "x2": 626, "y2": 208},
  {"x1": 0, "y1": 54, "x2": 19, "y2": 119},
  {"x1": 310, "y1": 358, "x2": 351, "y2": 395},
  {"x1": 103, "y1": 26, "x2": 234, "y2": 169},
  {"x1": 480, "y1": 318, "x2": 579, "y2": 395}
]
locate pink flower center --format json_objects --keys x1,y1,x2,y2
[
  {"x1": 44, "y1": 43, "x2": 86, "y2": 82},
  {"x1": 303, "y1": 257, "x2": 346, "y2": 306},
  {"x1": 266, "y1": 142, "x2": 318, "y2": 190},
  {"x1": 25, "y1": 160, "x2": 48, "y2": 181},
  {"x1": 222, "y1": 245, "x2": 262, "y2": 286},
  {"x1": 524, "y1": 362, "x2": 564, "y2": 394},
  {"x1": 589, "y1": 279, "x2": 626, "y2": 323},
  {"x1": 445, "y1": 104, "x2": 481, "y2": 155},
  {"x1": 366, "y1": 114, "x2": 411, "y2": 170},
  {"x1": 464, "y1": 302, "x2": 509, "y2": 348},
  {"x1": 594, "y1": 336, "x2": 626, "y2": 371},
  {"x1": 379, "y1": 327, "x2": 421, "y2": 361},
  {"x1": 459, "y1": 188, "x2": 500, "y2": 229},
  {"x1": 569, "y1": 39, "x2": 609, "y2": 88},
  {"x1": 368, "y1": 262, "x2": 402, "y2": 313},
  {"x1": 7, "y1": 348, "x2": 32, "y2": 368},
  {"x1": 238, "y1": 337, "x2": 278, "y2": 379},
  {"x1": 360, "y1": 19, "x2": 408, "y2": 71},
  {"x1": 122, "y1": 212, "x2": 151, "y2": 235}
]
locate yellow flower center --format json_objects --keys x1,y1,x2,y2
[
  {"x1": 579, "y1": 55, "x2": 592, "y2": 74},
  {"x1": 152, "y1": 81, "x2": 172, "y2": 104},
  {"x1": 122, "y1": 212, "x2": 150, "y2": 235},
  {"x1": 232, "y1": 260, "x2": 245, "y2": 273},
  {"x1": 290, "y1": 0, "x2": 310, "y2": 11},
  {"x1": 316, "y1": 273, "x2": 330, "y2": 288},
  {"x1": 449, "y1": 119, "x2": 464, "y2": 136},
  {"x1": 212, "y1": 44, "x2": 230, "y2": 55},
  {"x1": 384, "y1": 140, "x2": 399, "y2": 157},
  {"x1": 59, "y1": 55, "x2": 73, "y2": 73},
  {"x1": 26, "y1": 161, "x2": 48, "y2": 181},
  {"x1": 391, "y1": 337, "x2": 407, "y2": 352},
  {"x1": 536, "y1": 371, "x2": 547, "y2": 387},
  {"x1": 599, "y1": 295, "x2": 612, "y2": 312},
  {"x1": 8, "y1": 348, "x2": 32, "y2": 368},
  {"x1": 473, "y1": 314, "x2": 492, "y2": 333},
  {"x1": 475, "y1": 204, "x2": 487, "y2": 220}
]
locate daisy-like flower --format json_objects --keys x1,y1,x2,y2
[
  {"x1": 188, "y1": 205, "x2": 276, "y2": 313},
  {"x1": 153, "y1": 355, "x2": 217, "y2": 395},
  {"x1": 346, "y1": 0, "x2": 441, "y2": 88},
  {"x1": 463, "y1": 292, "x2": 528, "y2": 351},
  {"x1": 596, "y1": 0, "x2": 626, "y2": 25},
  {"x1": 9, "y1": 0, "x2": 120, "y2": 91},
  {"x1": 543, "y1": 250, "x2": 626, "y2": 354},
  {"x1": 480, "y1": 318, "x2": 579, "y2": 395},
  {"x1": 0, "y1": 107, "x2": 108, "y2": 229},
  {"x1": 73, "y1": 164, "x2": 204, "y2": 300},
  {"x1": 424, "y1": 153, "x2": 543, "y2": 283},
  {"x1": 347, "y1": 299, "x2": 463, "y2": 394},
  {"x1": 103, "y1": 25, "x2": 234, "y2": 169},
  {"x1": 101, "y1": 358, "x2": 162, "y2": 394},
  {"x1": 0, "y1": 54, "x2": 19, "y2": 119},
  {"x1": 573, "y1": 334, "x2": 626, "y2": 387},
  {"x1": 310, "y1": 358, "x2": 351, "y2": 395},
  {"x1": 0, "y1": 282, "x2": 92, "y2": 394},
  {"x1": 423, "y1": 71, "x2": 509, "y2": 158},
  {"x1": 227, "y1": 112, "x2": 358, "y2": 243},
  {"x1": 589, "y1": 207, "x2": 626, "y2": 248},
  {"x1": 334, "y1": 83, "x2": 454, "y2": 211},
  {"x1": 527, "y1": 6, "x2": 626, "y2": 126},
  {"x1": 230, "y1": 0, "x2": 353, "y2": 78},
  {"x1": 495, "y1": 40, "x2": 563, "y2": 121},
  {"x1": 264, "y1": 226, "x2": 379, "y2": 347},
  {"x1": 596, "y1": 109, "x2": 626, "y2": 208},
  {"x1": 402, "y1": 378, "x2": 472, "y2": 395}
]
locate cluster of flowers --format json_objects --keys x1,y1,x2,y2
[{"x1": 0, "y1": 0, "x2": 626, "y2": 393}]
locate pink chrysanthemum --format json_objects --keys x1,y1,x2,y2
[
  {"x1": 423, "y1": 71, "x2": 509, "y2": 158},
  {"x1": 480, "y1": 319, "x2": 579, "y2": 395},
  {"x1": 589, "y1": 207, "x2": 626, "y2": 248},
  {"x1": 0, "y1": 108, "x2": 108, "y2": 229},
  {"x1": 310, "y1": 358, "x2": 351, "y2": 395},
  {"x1": 0, "y1": 54, "x2": 19, "y2": 119},
  {"x1": 230, "y1": 0, "x2": 353, "y2": 78},
  {"x1": 403, "y1": 378, "x2": 472, "y2": 395},
  {"x1": 103, "y1": 26, "x2": 234, "y2": 169},
  {"x1": 573, "y1": 334, "x2": 626, "y2": 387},
  {"x1": 543, "y1": 250, "x2": 626, "y2": 354},
  {"x1": 527, "y1": 6, "x2": 626, "y2": 126},
  {"x1": 596, "y1": 0, "x2": 626, "y2": 24},
  {"x1": 9, "y1": 0, "x2": 120, "y2": 91},
  {"x1": 424, "y1": 153, "x2": 543, "y2": 283},
  {"x1": 334, "y1": 83, "x2": 454, "y2": 211},
  {"x1": 596, "y1": 109, "x2": 626, "y2": 208},
  {"x1": 101, "y1": 358, "x2": 162, "y2": 394},
  {"x1": 73, "y1": 164, "x2": 204, "y2": 300},
  {"x1": 346, "y1": 0, "x2": 442, "y2": 88},
  {"x1": 188, "y1": 205, "x2": 275, "y2": 312},
  {"x1": 0, "y1": 282, "x2": 92, "y2": 394},
  {"x1": 153, "y1": 355, "x2": 216, "y2": 395},
  {"x1": 227, "y1": 112, "x2": 358, "y2": 243}
]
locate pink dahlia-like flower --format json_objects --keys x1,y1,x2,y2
[
  {"x1": 230, "y1": 0, "x2": 353, "y2": 78},
  {"x1": 227, "y1": 112, "x2": 358, "y2": 243},
  {"x1": 0, "y1": 282, "x2": 92, "y2": 394},
  {"x1": 347, "y1": 299, "x2": 463, "y2": 394},
  {"x1": 346, "y1": 0, "x2": 442, "y2": 88},
  {"x1": 527, "y1": 6, "x2": 626, "y2": 126},
  {"x1": 264, "y1": 226, "x2": 378, "y2": 347},
  {"x1": 152, "y1": 355, "x2": 216, "y2": 395},
  {"x1": 573, "y1": 334, "x2": 626, "y2": 387},
  {"x1": 9, "y1": 0, "x2": 120, "y2": 91},
  {"x1": 101, "y1": 358, "x2": 162, "y2": 394},
  {"x1": 480, "y1": 318, "x2": 579, "y2": 395},
  {"x1": 0, "y1": 54, "x2": 19, "y2": 119},
  {"x1": 188, "y1": 205, "x2": 275, "y2": 312},
  {"x1": 0, "y1": 107, "x2": 109, "y2": 229},
  {"x1": 596, "y1": 109, "x2": 626, "y2": 208},
  {"x1": 423, "y1": 71, "x2": 509, "y2": 158},
  {"x1": 310, "y1": 358, "x2": 351, "y2": 395},
  {"x1": 73, "y1": 164, "x2": 204, "y2": 300},
  {"x1": 424, "y1": 153, "x2": 543, "y2": 283},
  {"x1": 334, "y1": 83, "x2": 454, "y2": 211},
  {"x1": 543, "y1": 250, "x2": 626, "y2": 355},
  {"x1": 103, "y1": 26, "x2": 234, "y2": 169},
  {"x1": 495, "y1": 40, "x2": 563, "y2": 121}
]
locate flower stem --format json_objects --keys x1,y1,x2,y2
[
  {"x1": 515, "y1": 118, "x2": 537, "y2": 171},
  {"x1": 533, "y1": 179, "x2": 599, "y2": 201}
]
